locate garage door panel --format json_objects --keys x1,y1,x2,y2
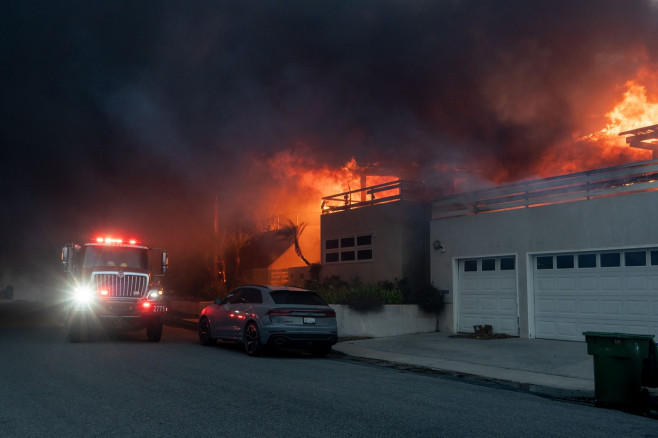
[
  {"x1": 601, "y1": 277, "x2": 622, "y2": 290},
  {"x1": 479, "y1": 278, "x2": 498, "y2": 290},
  {"x1": 578, "y1": 301, "x2": 599, "y2": 314},
  {"x1": 499, "y1": 278, "x2": 516, "y2": 289},
  {"x1": 601, "y1": 301, "x2": 624, "y2": 315},
  {"x1": 480, "y1": 298, "x2": 495, "y2": 311},
  {"x1": 578, "y1": 277, "x2": 598, "y2": 290},
  {"x1": 499, "y1": 298, "x2": 517, "y2": 312},
  {"x1": 535, "y1": 299, "x2": 555, "y2": 314},
  {"x1": 556, "y1": 321, "x2": 578, "y2": 336},
  {"x1": 556, "y1": 300, "x2": 577, "y2": 314},
  {"x1": 556, "y1": 277, "x2": 576, "y2": 290},
  {"x1": 626, "y1": 301, "x2": 650, "y2": 316},
  {"x1": 625, "y1": 276, "x2": 649, "y2": 290},
  {"x1": 461, "y1": 298, "x2": 478, "y2": 311},
  {"x1": 499, "y1": 318, "x2": 518, "y2": 333},
  {"x1": 537, "y1": 278, "x2": 554, "y2": 290}
]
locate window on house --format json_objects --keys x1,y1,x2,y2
[
  {"x1": 357, "y1": 249, "x2": 372, "y2": 260},
  {"x1": 556, "y1": 255, "x2": 574, "y2": 269},
  {"x1": 356, "y1": 235, "x2": 372, "y2": 246},
  {"x1": 537, "y1": 256, "x2": 553, "y2": 269},
  {"x1": 341, "y1": 251, "x2": 356, "y2": 262},
  {"x1": 326, "y1": 239, "x2": 339, "y2": 250},
  {"x1": 578, "y1": 254, "x2": 596, "y2": 268},
  {"x1": 500, "y1": 257, "x2": 515, "y2": 270},
  {"x1": 625, "y1": 251, "x2": 646, "y2": 267},
  {"x1": 600, "y1": 252, "x2": 621, "y2": 267},
  {"x1": 464, "y1": 260, "x2": 477, "y2": 272},
  {"x1": 341, "y1": 237, "x2": 355, "y2": 248}
]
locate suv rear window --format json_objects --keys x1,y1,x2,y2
[{"x1": 270, "y1": 290, "x2": 327, "y2": 306}]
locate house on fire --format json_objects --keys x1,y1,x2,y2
[{"x1": 319, "y1": 126, "x2": 658, "y2": 341}]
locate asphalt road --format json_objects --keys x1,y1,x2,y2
[{"x1": 1, "y1": 301, "x2": 657, "y2": 437}]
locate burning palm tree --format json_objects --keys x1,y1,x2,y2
[{"x1": 276, "y1": 219, "x2": 311, "y2": 266}]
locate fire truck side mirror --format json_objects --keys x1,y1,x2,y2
[
  {"x1": 61, "y1": 246, "x2": 71, "y2": 272},
  {"x1": 161, "y1": 252, "x2": 168, "y2": 274}
]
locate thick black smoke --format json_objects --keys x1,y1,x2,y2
[{"x1": 1, "y1": 1, "x2": 657, "y2": 295}]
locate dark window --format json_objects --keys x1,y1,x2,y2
[
  {"x1": 356, "y1": 235, "x2": 372, "y2": 246},
  {"x1": 357, "y1": 249, "x2": 372, "y2": 260},
  {"x1": 270, "y1": 290, "x2": 327, "y2": 306},
  {"x1": 482, "y1": 259, "x2": 496, "y2": 271},
  {"x1": 340, "y1": 237, "x2": 355, "y2": 248},
  {"x1": 601, "y1": 252, "x2": 621, "y2": 267},
  {"x1": 500, "y1": 257, "x2": 515, "y2": 270},
  {"x1": 83, "y1": 246, "x2": 150, "y2": 270},
  {"x1": 652, "y1": 251, "x2": 658, "y2": 266},
  {"x1": 341, "y1": 251, "x2": 356, "y2": 261},
  {"x1": 537, "y1": 256, "x2": 553, "y2": 270},
  {"x1": 241, "y1": 288, "x2": 262, "y2": 304},
  {"x1": 223, "y1": 291, "x2": 243, "y2": 305},
  {"x1": 325, "y1": 252, "x2": 339, "y2": 263},
  {"x1": 556, "y1": 255, "x2": 574, "y2": 269},
  {"x1": 625, "y1": 251, "x2": 646, "y2": 267},
  {"x1": 326, "y1": 239, "x2": 339, "y2": 250},
  {"x1": 578, "y1": 254, "x2": 596, "y2": 268},
  {"x1": 464, "y1": 260, "x2": 477, "y2": 272}
]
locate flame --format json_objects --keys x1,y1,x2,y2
[{"x1": 585, "y1": 80, "x2": 658, "y2": 147}]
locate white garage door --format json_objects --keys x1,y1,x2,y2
[
  {"x1": 534, "y1": 249, "x2": 658, "y2": 341},
  {"x1": 458, "y1": 256, "x2": 519, "y2": 336}
]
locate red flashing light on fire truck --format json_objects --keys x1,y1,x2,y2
[{"x1": 95, "y1": 236, "x2": 138, "y2": 245}]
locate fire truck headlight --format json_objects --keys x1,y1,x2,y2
[
  {"x1": 73, "y1": 286, "x2": 94, "y2": 304},
  {"x1": 148, "y1": 289, "x2": 163, "y2": 300}
]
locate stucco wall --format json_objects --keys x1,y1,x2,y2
[
  {"x1": 430, "y1": 190, "x2": 658, "y2": 337},
  {"x1": 320, "y1": 201, "x2": 429, "y2": 286},
  {"x1": 331, "y1": 304, "x2": 437, "y2": 337}
]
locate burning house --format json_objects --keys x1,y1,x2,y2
[{"x1": 319, "y1": 122, "x2": 658, "y2": 342}]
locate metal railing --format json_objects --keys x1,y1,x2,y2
[
  {"x1": 432, "y1": 160, "x2": 658, "y2": 220},
  {"x1": 321, "y1": 180, "x2": 425, "y2": 214}
]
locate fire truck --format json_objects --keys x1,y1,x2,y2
[{"x1": 61, "y1": 236, "x2": 169, "y2": 342}]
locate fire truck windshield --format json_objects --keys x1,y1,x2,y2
[{"x1": 82, "y1": 246, "x2": 150, "y2": 270}]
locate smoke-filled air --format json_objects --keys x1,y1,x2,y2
[{"x1": 2, "y1": 1, "x2": 657, "y2": 297}]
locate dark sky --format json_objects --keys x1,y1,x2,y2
[{"x1": 1, "y1": 1, "x2": 657, "y2": 290}]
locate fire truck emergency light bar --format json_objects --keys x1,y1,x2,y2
[{"x1": 95, "y1": 237, "x2": 138, "y2": 245}]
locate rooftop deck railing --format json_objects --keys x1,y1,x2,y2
[
  {"x1": 432, "y1": 159, "x2": 658, "y2": 220},
  {"x1": 321, "y1": 180, "x2": 425, "y2": 214}
]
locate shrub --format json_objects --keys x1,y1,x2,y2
[
  {"x1": 313, "y1": 277, "x2": 403, "y2": 313},
  {"x1": 312, "y1": 276, "x2": 445, "y2": 314}
]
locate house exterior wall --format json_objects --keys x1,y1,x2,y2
[
  {"x1": 430, "y1": 190, "x2": 658, "y2": 337},
  {"x1": 320, "y1": 200, "x2": 430, "y2": 287}
]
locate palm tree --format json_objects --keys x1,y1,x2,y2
[
  {"x1": 276, "y1": 219, "x2": 310, "y2": 266},
  {"x1": 228, "y1": 230, "x2": 252, "y2": 284}
]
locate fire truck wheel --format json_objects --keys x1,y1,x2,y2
[{"x1": 146, "y1": 319, "x2": 163, "y2": 342}]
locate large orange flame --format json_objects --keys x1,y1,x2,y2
[{"x1": 585, "y1": 80, "x2": 658, "y2": 147}]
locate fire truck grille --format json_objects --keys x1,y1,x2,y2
[{"x1": 91, "y1": 273, "x2": 149, "y2": 298}]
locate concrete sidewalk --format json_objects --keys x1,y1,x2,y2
[{"x1": 333, "y1": 332, "x2": 601, "y2": 398}]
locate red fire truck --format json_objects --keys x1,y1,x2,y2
[{"x1": 61, "y1": 236, "x2": 169, "y2": 342}]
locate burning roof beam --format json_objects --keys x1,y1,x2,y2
[{"x1": 619, "y1": 123, "x2": 658, "y2": 158}]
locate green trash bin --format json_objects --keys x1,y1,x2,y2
[{"x1": 583, "y1": 331, "x2": 655, "y2": 406}]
